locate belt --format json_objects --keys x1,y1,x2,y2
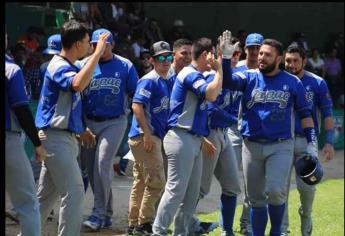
[
  {"x1": 86, "y1": 115, "x2": 120, "y2": 122},
  {"x1": 246, "y1": 137, "x2": 289, "y2": 144},
  {"x1": 295, "y1": 134, "x2": 305, "y2": 138},
  {"x1": 212, "y1": 127, "x2": 228, "y2": 133}
]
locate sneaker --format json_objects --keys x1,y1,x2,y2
[
  {"x1": 127, "y1": 226, "x2": 135, "y2": 235},
  {"x1": 239, "y1": 226, "x2": 253, "y2": 236},
  {"x1": 221, "y1": 230, "x2": 235, "y2": 236},
  {"x1": 113, "y1": 163, "x2": 126, "y2": 176},
  {"x1": 195, "y1": 222, "x2": 219, "y2": 235},
  {"x1": 134, "y1": 222, "x2": 153, "y2": 235},
  {"x1": 102, "y1": 216, "x2": 112, "y2": 229},
  {"x1": 299, "y1": 207, "x2": 312, "y2": 236},
  {"x1": 280, "y1": 229, "x2": 291, "y2": 236},
  {"x1": 5, "y1": 209, "x2": 19, "y2": 224},
  {"x1": 83, "y1": 215, "x2": 103, "y2": 231}
]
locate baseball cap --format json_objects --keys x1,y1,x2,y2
[
  {"x1": 150, "y1": 41, "x2": 173, "y2": 57},
  {"x1": 245, "y1": 33, "x2": 264, "y2": 47},
  {"x1": 43, "y1": 34, "x2": 61, "y2": 55},
  {"x1": 91, "y1": 28, "x2": 113, "y2": 44}
]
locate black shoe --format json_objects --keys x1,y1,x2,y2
[
  {"x1": 134, "y1": 222, "x2": 153, "y2": 235},
  {"x1": 195, "y1": 222, "x2": 219, "y2": 235},
  {"x1": 127, "y1": 226, "x2": 135, "y2": 235}
]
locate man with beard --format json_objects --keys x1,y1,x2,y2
[
  {"x1": 281, "y1": 44, "x2": 334, "y2": 236},
  {"x1": 222, "y1": 39, "x2": 317, "y2": 236}
]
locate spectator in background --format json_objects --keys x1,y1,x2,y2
[
  {"x1": 11, "y1": 42, "x2": 28, "y2": 70},
  {"x1": 290, "y1": 32, "x2": 309, "y2": 54},
  {"x1": 307, "y1": 48, "x2": 326, "y2": 77},
  {"x1": 230, "y1": 37, "x2": 241, "y2": 68},
  {"x1": 131, "y1": 30, "x2": 147, "y2": 58},
  {"x1": 137, "y1": 49, "x2": 153, "y2": 77},
  {"x1": 324, "y1": 47, "x2": 343, "y2": 102},
  {"x1": 17, "y1": 26, "x2": 45, "y2": 55},
  {"x1": 236, "y1": 29, "x2": 248, "y2": 60},
  {"x1": 144, "y1": 18, "x2": 164, "y2": 47},
  {"x1": 168, "y1": 19, "x2": 192, "y2": 46}
]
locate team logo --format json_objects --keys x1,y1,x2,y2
[
  {"x1": 305, "y1": 91, "x2": 314, "y2": 103},
  {"x1": 153, "y1": 96, "x2": 169, "y2": 113},
  {"x1": 139, "y1": 88, "x2": 151, "y2": 98},
  {"x1": 246, "y1": 89, "x2": 290, "y2": 109},
  {"x1": 89, "y1": 78, "x2": 121, "y2": 94},
  {"x1": 219, "y1": 91, "x2": 231, "y2": 109}
]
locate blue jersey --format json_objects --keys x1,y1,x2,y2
[
  {"x1": 78, "y1": 54, "x2": 139, "y2": 117},
  {"x1": 5, "y1": 55, "x2": 29, "y2": 132},
  {"x1": 295, "y1": 71, "x2": 333, "y2": 136},
  {"x1": 228, "y1": 64, "x2": 247, "y2": 123},
  {"x1": 167, "y1": 65, "x2": 209, "y2": 136},
  {"x1": 35, "y1": 55, "x2": 85, "y2": 134},
  {"x1": 230, "y1": 69, "x2": 311, "y2": 140},
  {"x1": 204, "y1": 70, "x2": 236, "y2": 129},
  {"x1": 128, "y1": 70, "x2": 171, "y2": 140}
]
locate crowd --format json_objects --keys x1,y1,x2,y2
[{"x1": 5, "y1": 4, "x2": 343, "y2": 236}]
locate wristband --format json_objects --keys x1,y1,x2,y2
[
  {"x1": 325, "y1": 129, "x2": 335, "y2": 145},
  {"x1": 303, "y1": 127, "x2": 316, "y2": 144}
]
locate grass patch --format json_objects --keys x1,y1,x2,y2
[{"x1": 195, "y1": 178, "x2": 344, "y2": 235}]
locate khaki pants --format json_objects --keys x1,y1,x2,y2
[{"x1": 128, "y1": 135, "x2": 166, "y2": 226}]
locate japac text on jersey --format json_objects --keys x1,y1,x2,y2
[
  {"x1": 228, "y1": 67, "x2": 311, "y2": 140},
  {"x1": 76, "y1": 54, "x2": 139, "y2": 117}
]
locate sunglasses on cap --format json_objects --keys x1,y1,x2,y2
[{"x1": 155, "y1": 54, "x2": 173, "y2": 62}]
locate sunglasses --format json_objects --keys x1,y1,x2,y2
[{"x1": 155, "y1": 54, "x2": 173, "y2": 62}]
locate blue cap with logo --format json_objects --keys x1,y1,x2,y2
[
  {"x1": 245, "y1": 33, "x2": 264, "y2": 47},
  {"x1": 91, "y1": 28, "x2": 113, "y2": 44},
  {"x1": 43, "y1": 34, "x2": 61, "y2": 55}
]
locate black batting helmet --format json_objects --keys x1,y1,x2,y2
[{"x1": 294, "y1": 154, "x2": 323, "y2": 185}]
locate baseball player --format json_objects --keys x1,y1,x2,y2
[
  {"x1": 228, "y1": 32, "x2": 264, "y2": 236},
  {"x1": 171, "y1": 38, "x2": 193, "y2": 75},
  {"x1": 152, "y1": 34, "x2": 230, "y2": 236},
  {"x1": 127, "y1": 41, "x2": 173, "y2": 235},
  {"x1": 35, "y1": 20, "x2": 109, "y2": 235},
  {"x1": 281, "y1": 44, "x2": 334, "y2": 236},
  {"x1": 6, "y1": 31, "x2": 47, "y2": 236},
  {"x1": 188, "y1": 33, "x2": 242, "y2": 236},
  {"x1": 78, "y1": 28, "x2": 139, "y2": 231},
  {"x1": 223, "y1": 38, "x2": 317, "y2": 236}
]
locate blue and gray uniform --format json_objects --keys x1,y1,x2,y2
[
  {"x1": 6, "y1": 55, "x2": 41, "y2": 236},
  {"x1": 281, "y1": 71, "x2": 333, "y2": 235},
  {"x1": 78, "y1": 54, "x2": 138, "y2": 224},
  {"x1": 224, "y1": 59, "x2": 312, "y2": 236},
  {"x1": 153, "y1": 65, "x2": 209, "y2": 236},
  {"x1": 190, "y1": 70, "x2": 241, "y2": 234},
  {"x1": 128, "y1": 70, "x2": 170, "y2": 140},
  {"x1": 35, "y1": 54, "x2": 85, "y2": 236},
  {"x1": 228, "y1": 63, "x2": 252, "y2": 230}
]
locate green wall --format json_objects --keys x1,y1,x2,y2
[{"x1": 143, "y1": 2, "x2": 344, "y2": 51}]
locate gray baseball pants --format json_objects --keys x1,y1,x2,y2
[
  {"x1": 81, "y1": 116, "x2": 127, "y2": 219},
  {"x1": 228, "y1": 124, "x2": 251, "y2": 229},
  {"x1": 37, "y1": 129, "x2": 85, "y2": 236},
  {"x1": 152, "y1": 128, "x2": 203, "y2": 236},
  {"x1": 6, "y1": 131, "x2": 41, "y2": 236},
  {"x1": 189, "y1": 128, "x2": 241, "y2": 232},
  {"x1": 281, "y1": 136, "x2": 318, "y2": 233},
  {"x1": 242, "y1": 138, "x2": 294, "y2": 207}
]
